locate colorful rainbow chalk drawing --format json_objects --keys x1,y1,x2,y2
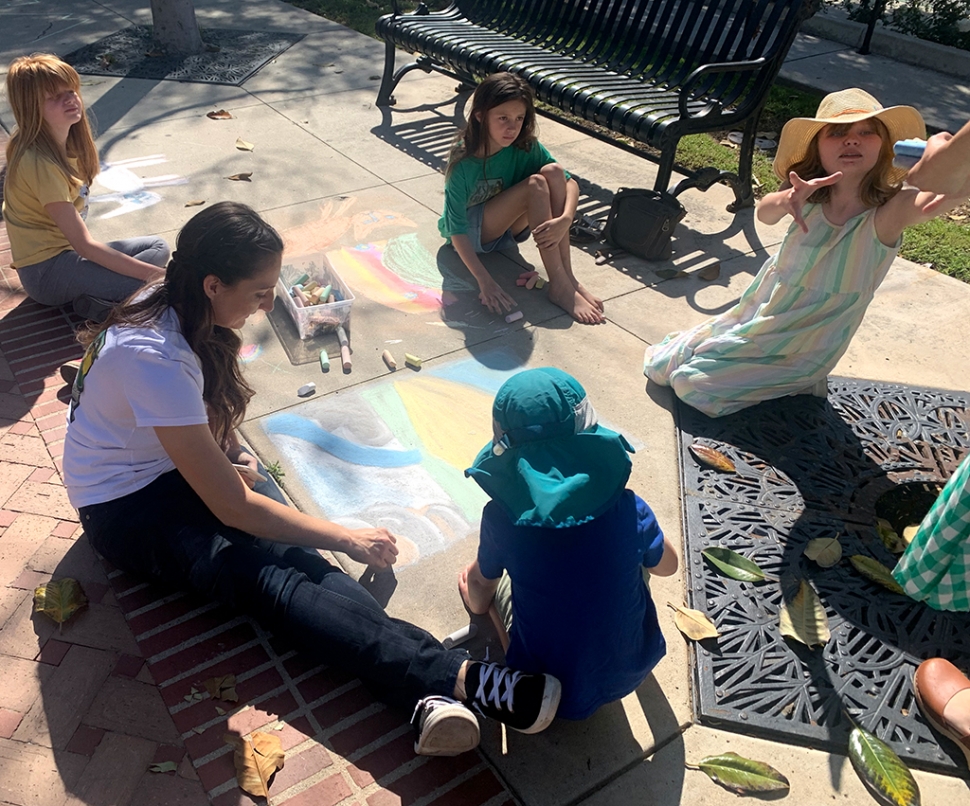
[
  {"x1": 281, "y1": 199, "x2": 477, "y2": 316},
  {"x1": 259, "y1": 351, "x2": 523, "y2": 568}
]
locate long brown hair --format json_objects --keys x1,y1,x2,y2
[
  {"x1": 5, "y1": 54, "x2": 99, "y2": 189},
  {"x1": 787, "y1": 119, "x2": 899, "y2": 208},
  {"x1": 445, "y1": 72, "x2": 538, "y2": 179},
  {"x1": 79, "y1": 202, "x2": 284, "y2": 448}
]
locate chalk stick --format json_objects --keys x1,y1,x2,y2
[
  {"x1": 535, "y1": 277, "x2": 545, "y2": 289},
  {"x1": 505, "y1": 310, "x2": 523, "y2": 323},
  {"x1": 294, "y1": 287, "x2": 310, "y2": 307},
  {"x1": 519, "y1": 271, "x2": 538, "y2": 280},
  {"x1": 442, "y1": 623, "x2": 478, "y2": 649},
  {"x1": 336, "y1": 326, "x2": 352, "y2": 371},
  {"x1": 319, "y1": 283, "x2": 332, "y2": 301},
  {"x1": 516, "y1": 278, "x2": 528, "y2": 286},
  {"x1": 319, "y1": 349, "x2": 330, "y2": 372},
  {"x1": 293, "y1": 272, "x2": 309, "y2": 286},
  {"x1": 382, "y1": 349, "x2": 397, "y2": 370},
  {"x1": 332, "y1": 288, "x2": 344, "y2": 302},
  {"x1": 525, "y1": 275, "x2": 539, "y2": 290},
  {"x1": 302, "y1": 280, "x2": 319, "y2": 294},
  {"x1": 292, "y1": 292, "x2": 304, "y2": 308},
  {"x1": 326, "y1": 294, "x2": 335, "y2": 304},
  {"x1": 405, "y1": 353, "x2": 422, "y2": 369},
  {"x1": 297, "y1": 382, "x2": 316, "y2": 397}
]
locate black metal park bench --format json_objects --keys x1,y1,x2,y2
[{"x1": 375, "y1": 0, "x2": 818, "y2": 211}]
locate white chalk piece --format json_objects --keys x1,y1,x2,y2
[
  {"x1": 382, "y1": 349, "x2": 397, "y2": 370},
  {"x1": 405, "y1": 353, "x2": 422, "y2": 369},
  {"x1": 336, "y1": 325, "x2": 352, "y2": 371},
  {"x1": 319, "y1": 350, "x2": 330, "y2": 372},
  {"x1": 297, "y1": 382, "x2": 316, "y2": 397},
  {"x1": 232, "y1": 463, "x2": 267, "y2": 484},
  {"x1": 442, "y1": 623, "x2": 478, "y2": 649},
  {"x1": 505, "y1": 310, "x2": 524, "y2": 323}
]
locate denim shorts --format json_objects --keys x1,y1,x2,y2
[{"x1": 466, "y1": 202, "x2": 531, "y2": 253}]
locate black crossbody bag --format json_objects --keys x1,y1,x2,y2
[{"x1": 603, "y1": 188, "x2": 686, "y2": 260}]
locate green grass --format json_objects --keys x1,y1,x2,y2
[
  {"x1": 283, "y1": 1, "x2": 970, "y2": 284},
  {"x1": 900, "y1": 217, "x2": 970, "y2": 283}
]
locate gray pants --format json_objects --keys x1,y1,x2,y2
[{"x1": 17, "y1": 236, "x2": 170, "y2": 308}]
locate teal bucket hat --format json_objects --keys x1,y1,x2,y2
[{"x1": 465, "y1": 368, "x2": 634, "y2": 528}]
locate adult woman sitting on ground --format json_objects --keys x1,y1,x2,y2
[{"x1": 62, "y1": 201, "x2": 561, "y2": 757}]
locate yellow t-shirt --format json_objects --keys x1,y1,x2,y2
[{"x1": 2, "y1": 149, "x2": 87, "y2": 269}]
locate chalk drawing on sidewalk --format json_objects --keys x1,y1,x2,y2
[
  {"x1": 89, "y1": 156, "x2": 188, "y2": 219},
  {"x1": 281, "y1": 199, "x2": 477, "y2": 316},
  {"x1": 259, "y1": 350, "x2": 523, "y2": 567}
]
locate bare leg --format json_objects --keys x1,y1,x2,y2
[
  {"x1": 542, "y1": 166, "x2": 604, "y2": 312},
  {"x1": 482, "y1": 169, "x2": 603, "y2": 325}
]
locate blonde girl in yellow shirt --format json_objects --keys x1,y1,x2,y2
[{"x1": 2, "y1": 54, "x2": 169, "y2": 321}]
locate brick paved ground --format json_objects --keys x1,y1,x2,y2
[{"x1": 0, "y1": 133, "x2": 514, "y2": 806}]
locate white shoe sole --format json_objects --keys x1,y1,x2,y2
[
  {"x1": 515, "y1": 675, "x2": 562, "y2": 735},
  {"x1": 414, "y1": 704, "x2": 481, "y2": 756}
]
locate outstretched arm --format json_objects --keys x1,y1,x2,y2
[
  {"x1": 757, "y1": 171, "x2": 843, "y2": 232},
  {"x1": 875, "y1": 182, "x2": 970, "y2": 246},
  {"x1": 907, "y1": 122, "x2": 970, "y2": 196},
  {"x1": 46, "y1": 202, "x2": 165, "y2": 281},
  {"x1": 155, "y1": 423, "x2": 399, "y2": 568},
  {"x1": 451, "y1": 233, "x2": 517, "y2": 314}
]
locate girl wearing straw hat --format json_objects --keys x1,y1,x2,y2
[{"x1": 644, "y1": 88, "x2": 969, "y2": 418}]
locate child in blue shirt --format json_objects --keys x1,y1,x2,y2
[{"x1": 459, "y1": 368, "x2": 677, "y2": 720}]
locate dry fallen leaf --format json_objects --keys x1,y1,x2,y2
[
  {"x1": 207, "y1": 109, "x2": 233, "y2": 120},
  {"x1": 803, "y1": 537, "x2": 843, "y2": 568},
  {"x1": 655, "y1": 268, "x2": 688, "y2": 280},
  {"x1": 205, "y1": 674, "x2": 239, "y2": 703},
  {"x1": 697, "y1": 261, "x2": 721, "y2": 281},
  {"x1": 33, "y1": 578, "x2": 87, "y2": 626},
  {"x1": 689, "y1": 441, "x2": 736, "y2": 473},
  {"x1": 184, "y1": 200, "x2": 206, "y2": 207},
  {"x1": 215, "y1": 706, "x2": 227, "y2": 716},
  {"x1": 149, "y1": 761, "x2": 178, "y2": 774},
  {"x1": 226, "y1": 732, "x2": 285, "y2": 798},
  {"x1": 226, "y1": 172, "x2": 253, "y2": 182},
  {"x1": 667, "y1": 602, "x2": 720, "y2": 640},
  {"x1": 779, "y1": 579, "x2": 830, "y2": 647},
  {"x1": 235, "y1": 137, "x2": 255, "y2": 152}
]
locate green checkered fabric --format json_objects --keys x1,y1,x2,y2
[{"x1": 893, "y1": 454, "x2": 970, "y2": 611}]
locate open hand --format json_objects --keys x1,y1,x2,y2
[
  {"x1": 532, "y1": 215, "x2": 570, "y2": 250},
  {"x1": 786, "y1": 170, "x2": 843, "y2": 233},
  {"x1": 345, "y1": 527, "x2": 399, "y2": 569},
  {"x1": 478, "y1": 277, "x2": 517, "y2": 315}
]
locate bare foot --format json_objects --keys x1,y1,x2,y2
[
  {"x1": 575, "y1": 282, "x2": 604, "y2": 312},
  {"x1": 547, "y1": 282, "x2": 605, "y2": 324}
]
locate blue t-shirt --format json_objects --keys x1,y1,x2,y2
[{"x1": 477, "y1": 490, "x2": 667, "y2": 720}]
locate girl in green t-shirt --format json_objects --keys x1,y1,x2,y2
[{"x1": 440, "y1": 73, "x2": 604, "y2": 324}]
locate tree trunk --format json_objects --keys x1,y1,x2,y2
[{"x1": 150, "y1": 0, "x2": 204, "y2": 56}]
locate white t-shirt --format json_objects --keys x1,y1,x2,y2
[{"x1": 63, "y1": 307, "x2": 209, "y2": 508}]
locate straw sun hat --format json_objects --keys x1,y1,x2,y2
[{"x1": 773, "y1": 87, "x2": 926, "y2": 183}]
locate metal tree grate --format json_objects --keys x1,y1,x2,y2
[
  {"x1": 65, "y1": 27, "x2": 303, "y2": 85},
  {"x1": 678, "y1": 378, "x2": 970, "y2": 776}
]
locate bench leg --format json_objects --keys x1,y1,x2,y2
[
  {"x1": 654, "y1": 147, "x2": 677, "y2": 196},
  {"x1": 376, "y1": 40, "x2": 399, "y2": 107},
  {"x1": 376, "y1": 44, "x2": 437, "y2": 107},
  {"x1": 727, "y1": 117, "x2": 758, "y2": 212}
]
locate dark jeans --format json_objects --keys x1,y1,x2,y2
[{"x1": 79, "y1": 467, "x2": 464, "y2": 711}]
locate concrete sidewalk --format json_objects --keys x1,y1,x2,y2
[{"x1": 0, "y1": 2, "x2": 969, "y2": 805}]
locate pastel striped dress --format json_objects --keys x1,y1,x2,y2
[{"x1": 644, "y1": 203, "x2": 898, "y2": 417}]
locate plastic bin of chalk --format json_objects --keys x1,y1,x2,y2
[{"x1": 277, "y1": 252, "x2": 354, "y2": 340}]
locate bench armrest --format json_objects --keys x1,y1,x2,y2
[{"x1": 678, "y1": 58, "x2": 767, "y2": 120}]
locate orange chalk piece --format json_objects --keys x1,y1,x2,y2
[
  {"x1": 525, "y1": 275, "x2": 539, "y2": 290},
  {"x1": 382, "y1": 349, "x2": 397, "y2": 370}
]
